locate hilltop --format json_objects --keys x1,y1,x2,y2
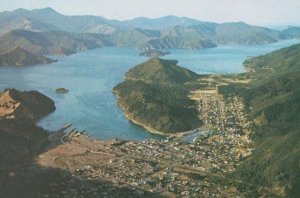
[
  {"x1": 114, "y1": 58, "x2": 201, "y2": 133},
  {"x1": 0, "y1": 88, "x2": 55, "y2": 121},
  {"x1": 0, "y1": 89, "x2": 55, "y2": 166},
  {"x1": 125, "y1": 58, "x2": 199, "y2": 84}
]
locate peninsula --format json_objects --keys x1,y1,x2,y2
[{"x1": 113, "y1": 58, "x2": 201, "y2": 134}]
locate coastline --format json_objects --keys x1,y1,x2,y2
[
  {"x1": 123, "y1": 110, "x2": 167, "y2": 136},
  {"x1": 122, "y1": 106, "x2": 202, "y2": 138}
]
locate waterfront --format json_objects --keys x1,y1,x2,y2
[{"x1": 0, "y1": 39, "x2": 299, "y2": 140}]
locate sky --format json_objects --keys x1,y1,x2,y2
[{"x1": 0, "y1": 0, "x2": 300, "y2": 27}]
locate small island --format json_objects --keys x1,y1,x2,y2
[
  {"x1": 139, "y1": 49, "x2": 170, "y2": 57},
  {"x1": 55, "y1": 87, "x2": 69, "y2": 94},
  {"x1": 113, "y1": 57, "x2": 201, "y2": 134}
]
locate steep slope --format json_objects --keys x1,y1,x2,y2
[
  {"x1": 0, "y1": 30, "x2": 112, "y2": 56},
  {"x1": 0, "y1": 47, "x2": 54, "y2": 66},
  {"x1": 114, "y1": 58, "x2": 201, "y2": 133},
  {"x1": 125, "y1": 58, "x2": 199, "y2": 84},
  {"x1": 0, "y1": 119, "x2": 48, "y2": 166},
  {"x1": 0, "y1": 88, "x2": 55, "y2": 121},
  {"x1": 0, "y1": 88, "x2": 55, "y2": 166},
  {"x1": 244, "y1": 43, "x2": 300, "y2": 76},
  {"x1": 219, "y1": 44, "x2": 300, "y2": 197}
]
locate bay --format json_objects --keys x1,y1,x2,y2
[{"x1": 0, "y1": 39, "x2": 299, "y2": 140}]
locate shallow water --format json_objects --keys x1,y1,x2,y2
[{"x1": 0, "y1": 39, "x2": 299, "y2": 140}]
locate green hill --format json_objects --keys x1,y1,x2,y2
[
  {"x1": 244, "y1": 43, "x2": 300, "y2": 74},
  {"x1": 114, "y1": 58, "x2": 201, "y2": 134},
  {"x1": 125, "y1": 58, "x2": 199, "y2": 84},
  {"x1": 219, "y1": 43, "x2": 300, "y2": 197},
  {"x1": 0, "y1": 47, "x2": 54, "y2": 66},
  {"x1": 114, "y1": 80, "x2": 200, "y2": 133}
]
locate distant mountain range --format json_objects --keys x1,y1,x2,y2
[
  {"x1": 0, "y1": 7, "x2": 300, "y2": 66},
  {"x1": 0, "y1": 29, "x2": 112, "y2": 56}
]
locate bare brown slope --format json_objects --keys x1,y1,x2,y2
[{"x1": 0, "y1": 88, "x2": 55, "y2": 120}]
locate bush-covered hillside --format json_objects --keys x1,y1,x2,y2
[
  {"x1": 220, "y1": 44, "x2": 300, "y2": 197},
  {"x1": 114, "y1": 80, "x2": 200, "y2": 133},
  {"x1": 114, "y1": 58, "x2": 201, "y2": 133}
]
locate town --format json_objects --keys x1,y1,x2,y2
[{"x1": 37, "y1": 77, "x2": 260, "y2": 197}]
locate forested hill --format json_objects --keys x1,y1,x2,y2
[
  {"x1": 114, "y1": 58, "x2": 201, "y2": 134},
  {"x1": 220, "y1": 43, "x2": 300, "y2": 197},
  {"x1": 244, "y1": 43, "x2": 300, "y2": 75}
]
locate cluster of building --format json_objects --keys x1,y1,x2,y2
[
  {"x1": 50, "y1": 92, "x2": 255, "y2": 196},
  {"x1": 42, "y1": 80, "x2": 257, "y2": 197}
]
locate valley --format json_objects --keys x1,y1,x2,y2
[
  {"x1": 0, "y1": 5, "x2": 299, "y2": 198},
  {"x1": 0, "y1": 37, "x2": 299, "y2": 198}
]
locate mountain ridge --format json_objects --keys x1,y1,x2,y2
[{"x1": 0, "y1": 7, "x2": 295, "y2": 46}]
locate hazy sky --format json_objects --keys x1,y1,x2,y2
[{"x1": 0, "y1": 0, "x2": 300, "y2": 26}]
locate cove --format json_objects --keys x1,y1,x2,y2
[{"x1": 0, "y1": 39, "x2": 299, "y2": 140}]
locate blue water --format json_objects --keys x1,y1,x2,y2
[
  {"x1": 0, "y1": 39, "x2": 299, "y2": 140},
  {"x1": 165, "y1": 39, "x2": 300, "y2": 74}
]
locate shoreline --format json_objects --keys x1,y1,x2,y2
[
  {"x1": 122, "y1": 107, "x2": 202, "y2": 138},
  {"x1": 123, "y1": 111, "x2": 167, "y2": 136}
]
